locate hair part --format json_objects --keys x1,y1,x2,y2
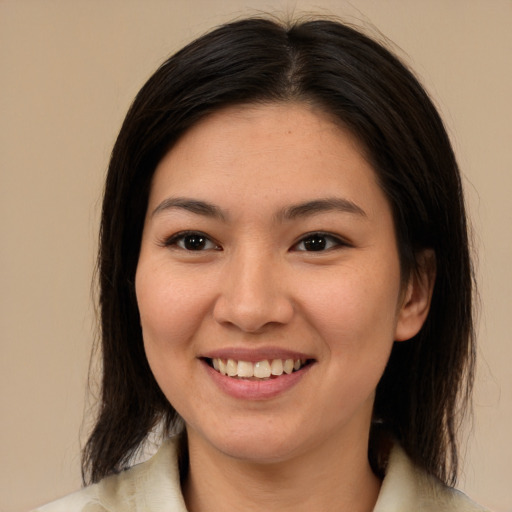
[{"x1": 83, "y1": 16, "x2": 475, "y2": 487}]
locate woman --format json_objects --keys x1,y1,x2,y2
[{"x1": 36, "y1": 17, "x2": 487, "y2": 511}]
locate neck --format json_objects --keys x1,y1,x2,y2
[{"x1": 182, "y1": 430, "x2": 381, "y2": 512}]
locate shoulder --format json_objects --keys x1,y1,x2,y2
[
  {"x1": 374, "y1": 445, "x2": 491, "y2": 512},
  {"x1": 32, "y1": 437, "x2": 188, "y2": 512},
  {"x1": 33, "y1": 486, "x2": 101, "y2": 512}
]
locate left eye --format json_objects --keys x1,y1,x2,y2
[
  {"x1": 165, "y1": 231, "x2": 219, "y2": 251},
  {"x1": 293, "y1": 233, "x2": 345, "y2": 252}
]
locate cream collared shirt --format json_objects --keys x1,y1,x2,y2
[{"x1": 35, "y1": 437, "x2": 489, "y2": 512}]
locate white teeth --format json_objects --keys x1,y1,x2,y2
[
  {"x1": 283, "y1": 359, "x2": 294, "y2": 374},
  {"x1": 226, "y1": 358, "x2": 237, "y2": 377},
  {"x1": 237, "y1": 360, "x2": 254, "y2": 378},
  {"x1": 270, "y1": 359, "x2": 283, "y2": 376},
  {"x1": 211, "y1": 357, "x2": 307, "y2": 378},
  {"x1": 254, "y1": 360, "x2": 271, "y2": 378}
]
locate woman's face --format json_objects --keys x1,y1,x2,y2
[{"x1": 136, "y1": 103, "x2": 427, "y2": 464}]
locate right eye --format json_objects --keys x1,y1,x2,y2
[{"x1": 165, "y1": 231, "x2": 220, "y2": 251}]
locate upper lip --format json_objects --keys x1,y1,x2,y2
[{"x1": 199, "y1": 347, "x2": 315, "y2": 363}]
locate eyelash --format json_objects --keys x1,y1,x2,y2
[{"x1": 163, "y1": 230, "x2": 349, "y2": 253}]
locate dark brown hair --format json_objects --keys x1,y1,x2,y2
[{"x1": 83, "y1": 17, "x2": 475, "y2": 487}]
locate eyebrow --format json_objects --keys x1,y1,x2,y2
[
  {"x1": 277, "y1": 198, "x2": 367, "y2": 220},
  {"x1": 151, "y1": 197, "x2": 227, "y2": 221},
  {"x1": 151, "y1": 196, "x2": 366, "y2": 222}
]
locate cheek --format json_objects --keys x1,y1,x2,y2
[
  {"x1": 307, "y1": 268, "x2": 401, "y2": 344},
  {"x1": 135, "y1": 264, "x2": 214, "y2": 411},
  {"x1": 302, "y1": 262, "x2": 401, "y2": 401},
  {"x1": 135, "y1": 264, "x2": 212, "y2": 355}
]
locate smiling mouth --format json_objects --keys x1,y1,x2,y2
[{"x1": 204, "y1": 358, "x2": 314, "y2": 380}]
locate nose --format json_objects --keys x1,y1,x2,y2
[{"x1": 213, "y1": 248, "x2": 294, "y2": 333}]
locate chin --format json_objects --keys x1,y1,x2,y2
[{"x1": 189, "y1": 421, "x2": 305, "y2": 464}]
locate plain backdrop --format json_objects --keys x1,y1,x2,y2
[{"x1": 1, "y1": 1, "x2": 511, "y2": 511}]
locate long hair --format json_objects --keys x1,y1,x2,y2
[{"x1": 83, "y1": 17, "x2": 475, "y2": 486}]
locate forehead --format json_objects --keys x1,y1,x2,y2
[{"x1": 148, "y1": 102, "x2": 387, "y2": 219}]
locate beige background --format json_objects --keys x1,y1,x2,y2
[{"x1": 1, "y1": 1, "x2": 511, "y2": 511}]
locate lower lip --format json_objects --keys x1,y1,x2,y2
[{"x1": 202, "y1": 361, "x2": 312, "y2": 400}]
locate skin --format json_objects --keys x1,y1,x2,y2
[{"x1": 135, "y1": 103, "x2": 433, "y2": 512}]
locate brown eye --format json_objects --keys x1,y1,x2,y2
[
  {"x1": 303, "y1": 234, "x2": 327, "y2": 251},
  {"x1": 182, "y1": 234, "x2": 208, "y2": 250},
  {"x1": 294, "y1": 233, "x2": 345, "y2": 252},
  {"x1": 165, "y1": 231, "x2": 219, "y2": 251}
]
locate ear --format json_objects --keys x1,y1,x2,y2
[{"x1": 394, "y1": 249, "x2": 436, "y2": 342}]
